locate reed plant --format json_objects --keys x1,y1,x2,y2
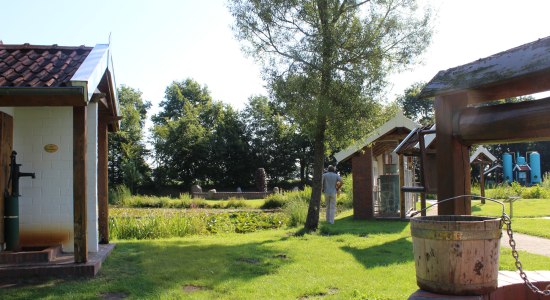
[{"x1": 109, "y1": 208, "x2": 287, "y2": 240}]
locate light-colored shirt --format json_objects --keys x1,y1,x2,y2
[{"x1": 322, "y1": 172, "x2": 342, "y2": 196}]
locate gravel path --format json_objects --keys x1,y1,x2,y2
[{"x1": 501, "y1": 232, "x2": 550, "y2": 257}]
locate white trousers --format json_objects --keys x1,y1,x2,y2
[{"x1": 325, "y1": 193, "x2": 337, "y2": 224}]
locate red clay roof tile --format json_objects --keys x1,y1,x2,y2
[{"x1": 0, "y1": 44, "x2": 93, "y2": 88}]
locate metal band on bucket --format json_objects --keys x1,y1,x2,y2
[{"x1": 412, "y1": 228, "x2": 502, "y2": 240}]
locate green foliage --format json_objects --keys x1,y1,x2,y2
[
  {"x1": 396, "y1": 82, "x2": 433, "y2": 125},
  {"x1": 109, "y1": 85, "x2": 152, "y2": 192},
  {"x1": 109, "y1": 209, "x2": 288, "y2": 239},
  {"x1": 484, "y1": 183, "x2": 550, "y2": 199},
  {"x1": 242, "y1": 95, "x2": 313, "y2": 185},
  {"x1": 229, "y1": 0, "x2": 433, "y2": 230},
  {"x1": 282, "y1": 187, "x2": 311, "y2": 227},
  {"x1": 152, "y1": 79, "x2": 258, "y2": 188},
  {"x1": 261, "y1": 193, "x2": 287, "y2": 209},
  {"x1": 108, "y1": 185, "x2": 132, "y2": 205}
]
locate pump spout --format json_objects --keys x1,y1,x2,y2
[{"x1": 4, "y1": 151, "x2": 35, "y2": 251}]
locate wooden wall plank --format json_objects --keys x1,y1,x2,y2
[
  {"x1": 352, "y1": 147, "x2": 373, "y2": 219},
  {"x1": 73, "y1": 106, "x2": 88, "y2": 263},
  {"x1": 0, "y1": 113, "x2": 13, "y2": 247},
  {"x1": 98, "y1": 117, "x2": 109, "y2": 244}
]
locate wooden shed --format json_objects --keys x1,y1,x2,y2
[
  {"x1": 0, "y1": 43, "x2": 120, "y2": 264},
  {"x1": 335, "y1": 111, "x2": 419, "y2": 219},
  {"x1": 420, "y1": 35, "x2": 550, "y2": 215}
]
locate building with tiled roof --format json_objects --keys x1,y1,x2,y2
[{"x1": 0, "y1": 42, "x2": 120, "y2": 269}]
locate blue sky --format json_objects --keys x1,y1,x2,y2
[{"x1": 2, "y1": 0, "x2": 550, "y2": 116}]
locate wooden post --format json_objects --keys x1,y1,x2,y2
[
  {"x1": 0, "y1": 113, "x2": 13, "y2": 248},
  {"x1": 435, "y1": 94, "x2": 471, "y2": 215},
  {"x1": 73, "y1": 106, "x2": 88, "y2": 263},
  {"x1": 479, "y1": 164, "x2": 486, "y2": 202},
  {"x1": 98, "y1": 117, "x2": 109, "y2": 244},
  {"x1": 352, "y1": 147, "x2": 373, "y2": 219},
  {"x1": 399, "y1": 154, "x2": 405, "y2": 219}
]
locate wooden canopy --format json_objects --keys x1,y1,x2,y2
[{"x1": 421, "y1": 35, "x2": 550, "y2": 215}]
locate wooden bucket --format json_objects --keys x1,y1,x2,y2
[{"x1": 410, "y1": 215, "x2": 502, "y2": 295}]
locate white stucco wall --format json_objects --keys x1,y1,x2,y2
[
  {"x1": 86, "y1": 102, "x2": 99, "y2": 252},
  {"x1": 6, "y1": 104, "x2": 99, "y2": 253}
]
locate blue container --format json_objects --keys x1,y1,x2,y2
[
  {"x1": 503, "y1": 153, "x2": 513, "y2": 184},
  {"x1": 530, "y1": 152, "x2": 541, "y2": 185},
  {"x1": 517, "y1": 155, "x2": 526, "y2": 165}
]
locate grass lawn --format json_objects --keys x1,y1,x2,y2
[
  {"x1": 4, "y1": 210, "x2": 550, "y2": 300},
  {"x1": 471, "y1": 198, "x2": 550, "y2": 218},
  {"x1": 471, "y1": 198, "x2": 550, "y2": 238}
]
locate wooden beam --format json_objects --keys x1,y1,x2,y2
[
  {"x1": 455, "y1": 97, "x2": 550, "y2": 145},
  {"x1": 352, "y1": 148, "x2": 374, "y2": 219},
  {"x1": 92, "y1": 93, "x2": 109, "y2": 110},
  {"x1": 0, "y1": 94, "x2": 85, "y2": 106},
  {"x1": 73, "y1": 106, "x2": 88, "y2": 263},
  {"x1": 399, "y1": 154, "x2": 405, "y2": 219},
  {"x1": 98, "y1": 117, "x2": 109, "y2": 244},
  {"x1": 464, "y1": 69, "x2": 550, "y2": 104},
  {"x1": 435, "y1": 94, "x2": 471, "y2": 215}
]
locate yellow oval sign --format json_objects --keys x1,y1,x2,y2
[{"x1": 44, "y1": 144, "x2": 59, "y2": 153}]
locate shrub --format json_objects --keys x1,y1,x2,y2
[
  {"x1": 284, "y1": 198, "x2": 308, "y2": 227},
  {"x1": 282, "y1": 188, "x2": 310, "y2": 227},
  {"x1": 223, "y1": 198, "x2": 248, "y2": 209},
  {"x1": 109, "y1": 209, "x2": 287, "y2": 239},
  {"x1": 336, "y1": 193, "x2": 352, "y2": 209},
  {"x1": 109, "y1": 185, "x2": 132, "y2": 205},
  {"x1": 261, "y1": 193, "x2": 287, "y2": 209}
]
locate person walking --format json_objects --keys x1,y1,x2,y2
[{"x1": 322, "y1": 165, "x2": 343, "y2": 224}]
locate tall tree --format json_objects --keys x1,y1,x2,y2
[
  {"x1": 108, "y1": 85, "x2": 152, "y2": 192},
  {"x1": 397, "y1": 81, "x2": 433, "y2": 125},
  {"x1": 242, "y1": 95, "x2": 304, "y2": 184},
  {"x1": 152, "y1": 79, "x2": 255, "y2": 188},
  {"x1": 229, "y1": 0, "x2": 432, "y2": 230}
]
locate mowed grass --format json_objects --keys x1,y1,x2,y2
[
  {"x1": 471, "y1": 198, "x2": 550, "y2": 238},
  {"x1": 4, "y1": 210, "x2": 550, "y2": 300},
  {"x1": 471, "y1": 198, "x2": 550, "y2": 218}
]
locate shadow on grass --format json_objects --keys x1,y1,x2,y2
[
  {"x1": 340, "y1": 237, "x2": 413, "y2": 269},
  {"x1": 1, "y1": 238, "x2": 290, "y2": 299},
  {"x1": 319, "y1": 215, "x2": 409, "y2": 236}
]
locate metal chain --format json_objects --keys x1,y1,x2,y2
[{"x1": 502, "y1": 213, "x2": 550, "y2": 296}]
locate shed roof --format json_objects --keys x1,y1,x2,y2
[
  {"x1": 334, "y1": 111, "x2": 419, "y2": 163},
  {"x1": 0, "y1": 43, "x2": 120, "y2": 130},
  {"x1": 469, "y1": 146, "x2": 497, "y2": 164},
  {"x1": 420, "y1": 35, "x2": 550, "y2": 99},
  {"x1": 394, "y1": 124, "x2": 435, "y2": 156},
  {"x1": 0, "y1": 44, "x2": 93, "y2": 87}
]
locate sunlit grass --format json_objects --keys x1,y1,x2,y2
[{"x1": 4, "y1": 210, "x2": 550, "y2": 299}]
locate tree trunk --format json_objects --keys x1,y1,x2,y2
[
  {"x1": 304, "y1": 121, "x2": 326, "y2": 231},
  {"x1": 304, "y1": 0, "x2": 332, "y2": 231},
  {"x1": 299, "y1": 158, "x2": 306, "y2": 185}
]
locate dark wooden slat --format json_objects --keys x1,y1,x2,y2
[
  {"x1": 98, "y1": 117, "x2": 109, "y2": 244},
  {"x1": 398, "y1": 154, "x2": 405, "y2": 219},
  {"x1": 352, "y1": 148, "x2": 373, "y2": 219},
  {"x1": 456, "y1": 97, "x2": 550, "y2": 145},
  {"x1": 0, "y1": 113, "x2": 13, "y2": 247},
  {"x1": 0, "y1": 94, "x2": 85, "y2": 106},
  {"x1": 435, "y1": 94, "x2": 471, "y2": 215},
  {"x1": 73, "y1": 106, "x2": 87, "y2": 263}
]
